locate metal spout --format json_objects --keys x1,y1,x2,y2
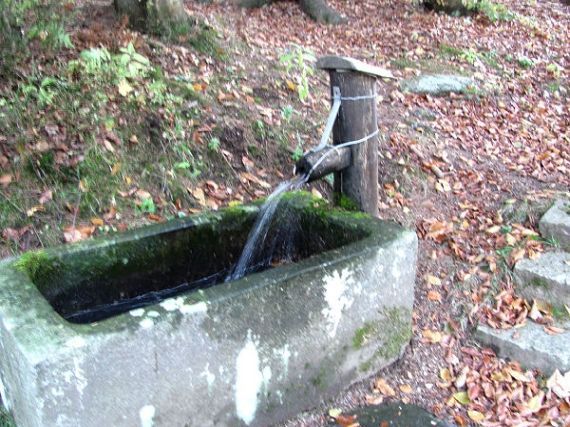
[{"x1": 295, "y1": 146, "x2": 351, "y2": 183}]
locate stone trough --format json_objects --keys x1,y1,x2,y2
[{"x1": 0, "y1": 193, "x2": 417, "y2": 426}]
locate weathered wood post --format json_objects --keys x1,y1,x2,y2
[{"x1": 316, "y1": 56, "x2": 393, "y2": 217}]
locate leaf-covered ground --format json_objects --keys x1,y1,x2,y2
[{"x1": 1, "y1": 0, "x2": 569, "y2": 425}]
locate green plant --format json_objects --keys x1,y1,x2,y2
[
  {"x1": 76, "y1": 43, "x2": 151, "y2": 82},
  {"x1": 465, "y1": 0, "x2": 515, "y2": 22},
  {"x1": 280, "y1": 45, "x2": 316, "y2": 102},
  {"x1": 281, "y1": 105, "x2": 294, "y2": 123},
  {"x1": 546, "y1": 82, "x2": 561, "y2": 93},
  {"x1": 188, "y1": 24, "x2": 224, "y2": 59},
  {"x1": 253, "y1": 120, "x2": 267, "y2": 141},
  {"x1": 29, "y1": 19, "x2": 73, "y2": 50},
  {"x1": 1, "y1": 0, "x2": 73, "y2": 75},
  {"x1": 208, "y1": 137, "x2": 221, "y2": 152},
  {"x1": 137, "y1": 198, "x2": 156, "y2": 215},
  {"x1": 19, "y1": 76, "x2": 65, "y2": 107},
  {"x1": 461, "y1": 48, "x2": 480, "y2": 65},
  {"x1": 517, "y1": 56, "x2": 534, "y2": 69},
  {"x1": 292, "y1": 144, "x2": 304, "y2": 162},
  {"x1": 546, "y1": 63, "x2": 563, "y2": 78}
]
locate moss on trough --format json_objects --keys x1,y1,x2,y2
[
  {"x1": 528, "y1": 278, "x2": 550, "y2": 289},
  {"x1": 10, "y1": 191, "x2": 378, "y2": 323},
  {"x1": 359, "y1": 307, "x2": 412, "y2": 372},
  {"x1": 353, "y1": 322, "x2": 376, "y2": 349},
  {"x1": 13, "y1": 250, "x2": 59, "y2": 284}
]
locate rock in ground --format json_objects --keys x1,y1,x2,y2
[{"x1": 400, "y1": 75, "x2": 475, "y2": 96}]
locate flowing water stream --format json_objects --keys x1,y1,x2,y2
[{"x1": 227, "y1": 173, "x2": 308, "y2": 281}]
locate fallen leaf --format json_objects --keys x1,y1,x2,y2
[
  {"x1": 91, "y1": 217, "x2": 104, "y2": 226},
  {"x1": 63, "y1": 228, "x2": 83, "y2": 243},
  {"x1": 26, "y1": 205, "x2": 44, "y2": 217},
  {"x1": 510, "y1": 248, "x2": 526, "y2": 264},
  {"x1": 422, "y1": 329, "x2": 442, "y2": 344},
  {"x1": 242, "y1": 156, "x2": 254, "y2": 172},
  {"x1": 454, "y1": 367, "x2": 468, "y2": 389},
  {"x1": 240, "y1": 172, "x2": 271, "y2": 189},
  {"x1": 467, "y1": 410, "x2": 485, "y2": 423},
  {"x1": 440, "y1": 368, "x2": 453, "y2": 382},
  {"x1": 189, "y1": 187, "x2": 206, "y2": 206},
  {"x1": 435, "y1": 179, "x2": 451, "y2": 192},
  {"x1": 374, "y1": 378, "x2": 396, "y2": 397},
  {"x1": 453, "y1": 391, "x2": 470, "y2": 405},
  {"x1": 0, "y1": 174, "x2": 12, "y2": 187},
  {"x1": 428, "y1": 290, "x2": 442, "y2": 302},
  {"x1": 425, "y1": 221, "x2": 453, "y2": 243},
  {"x1": 333, "y1": 414, "x2": 359, "y2": 427},
  {"x1": 529, "y1": 300, "x2": 542, "y2": 321},
  {"x1": 135, "y1": 189, "x2": 152, "y2": 201},
  {"x1": 544, "y1": 325, "x2": 565, "y2": 335},
  {"x1": 507, "y1": 368, "x2": 530, "y2": 383},
  {"x1": 524, "y1": 391, "x2": 544, "y2": 413},
  {"x1": 118, "y1": 79, "x2": 133, "y2": 96},
  {"x1": 39, "y1": 189, "x2": 53, "y2": 204},
  {"x1": 426, "y1": 274, "x2": 442, "y2": 286},
  {"x1": 286, "y1": 79, "x2": 297, "y2": 91},
  {"x1": 364, "y1": 394, "x2": 383, "y2": 405},
  {"x1": 546, "y1": 369, "x2": 570, "y2": 398},
  {"x1": 399, "y1": 384, "x2": 413, "y2": 394},
  {"x1": 33, "y1": 140, "x2": 50, "y2": 152}
]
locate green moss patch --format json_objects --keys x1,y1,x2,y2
[
  {"x1": 353, "y1": 323, "x2": 376, "y2": 349},
  {"x1": 13, "y1": 250, "x2": 58, "y2": 284},
  {"x1": 359, "y1": 308, "x2": 412, "y2": 372}
]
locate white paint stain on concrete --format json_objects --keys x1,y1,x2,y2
[
  {"x1": 139, "y1": 405, "x2": 156, "y2": 427},
  {"x1": 321, "y1": 269, "x2": 355, "y2": 338},
  {"x1": 235, "y1": 331, "x2": 264, "y2": 425},
  {"x1": 129, "y1": 308, "x2": 145, "y2": 317},
  {"x1": 201, "y1": 363, "x2": 216, "y2": 390},
  {"x1": 160, "y1": 297, "x2": 207, "y2": 315},
  {"x1": 139, "y1": 318, "x2": 154, "y2": 329},
  {"x1": 179, "y1": 301, "x2": 207, "y2": 315},
  {"x1": 160, "y1": 298, "x2": 180, "y2": 311}
]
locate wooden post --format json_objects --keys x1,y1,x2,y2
[{"x1": 316, "y1": 56, "x2": 393, "y2": 217}]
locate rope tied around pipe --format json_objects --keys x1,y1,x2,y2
[{"x1": 300, "y1": 86, "x2": 379, "y2": 181}]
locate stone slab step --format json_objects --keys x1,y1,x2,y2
[
  {"x1": 514, "y1": 251, "x2": 570, "y2": 306},
  {"x1": 476, "y1": 322, "x2": 570, "y2": 375},
  {"x1": 326, "y1": 403, "x2": 455, "y2": 427},
  {"x1": 539, "y1": 199, "x2": 570, "y2": 250}
]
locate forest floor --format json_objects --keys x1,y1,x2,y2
[{"x1": 1, "y1": 0, "x2": 569, "y2": 425}]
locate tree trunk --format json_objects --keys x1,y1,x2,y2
[
  {"x1": 114, "y1": 0, "x2": 189, "y2": 33},
  {"x1": 423, "y1": 0, "x2": 475, "y2": 16},
  {"x1": 240, "y1": 0, "x2": 345, "y2": 24},
  {"x1": 299, "y1": 0, "x2": 345, "y2": 24}
]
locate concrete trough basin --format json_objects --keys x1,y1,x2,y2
[{"x1": 0, "y1": 192, "x2": 417, "y2": 427}]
